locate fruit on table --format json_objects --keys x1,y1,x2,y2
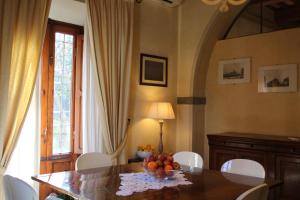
[
  {"x1": 164, "y1": 165, "x2": 173, "y2": 171},
  {"x1": 158, "y1": 154, "x2": 166, "y2": 162},
  {"x1": 163, "y1": 160, "x2": 171, "y2": 166},
  {"x1": 156, "y1": 160, "x2": 163, "y2": 167},
  {"x1": 147, "y1": 161, "x2": 158, "y2": 171},
  {"x1": 167, "y1": 155, "x2": 174, "y2": 162},
  {"x1": 143, "y1": 153, "x2": 180, "y2": 177},
  {"x1": 148, "y1": 155, "x2": 155, "y2": 162},
  {"x1": 164, "y1": 165, "x2": 174, "y2": 176}
]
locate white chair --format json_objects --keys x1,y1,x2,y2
[
  {"x1": 173, "y1": 151, "x2": 203, "y2": 168},
  {"x1": 3, "y1": 175, "x2": 38, "y2": 200},
  {"x1": 236, "y1": 184, "x2": 269, "y2": 200},
  {"x1": 221, "y1": 159, "x2": 265, "y2": 178},
  {"x1": 3, "y1": 175, "x2": 62, "y2": 200},
  {"x1": 75, "y1": 152, "x2": 112, "y2": 170}
]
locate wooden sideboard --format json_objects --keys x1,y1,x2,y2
[{"x1": 207, "y1": 132, "x2": 300, "y2": 200}]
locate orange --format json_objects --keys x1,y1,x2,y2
[
  {"x1": 164, "y1": 165, "x2": 173, "y2": 171},
  {"x1": 147, "y1": 161, "x2": 158, "y2": 171}
]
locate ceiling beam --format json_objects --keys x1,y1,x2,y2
[
  {"x1": 249, "y1": 0, "x2": 295, "y2": 6},
  {"x1": 275, "y1": 3, "x2": 300, "y2": 25},
  {"x1": 263, "y1": 0, "x2": 295, "y2": 6}
]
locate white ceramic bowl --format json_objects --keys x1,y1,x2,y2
[{"x1": 136, "y1": 151, "x2": 152, "y2": 159}]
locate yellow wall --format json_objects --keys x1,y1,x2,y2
[
  {"x1": 127, "y1": 1, "x2": 178, "y2": 158},
  {"x1": 205, "y1": 28, "x2": 300, "y2": 166},
  {"x1": 126, "y1": 0, "x2": 249, "y2": 160}
]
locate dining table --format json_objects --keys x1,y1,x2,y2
[{"x1": 32, "y1": 162, "x2": 281, "y2": 200}]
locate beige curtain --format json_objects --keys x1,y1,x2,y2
[
  {"x1": 0, "y1": 0, "x2": 51, "y2": 198},
  {"x1": 86, "y1": 0, "x2": 134, "y2": 163}
]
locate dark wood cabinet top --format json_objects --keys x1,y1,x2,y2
[
  {"x1": 208, "y1": 132, "x2": 300, "y2": 145},
  {"x1": 32, "y1": 163, "x2": 280, "y2": 200}
]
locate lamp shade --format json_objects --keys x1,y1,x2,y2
[{"x1": 148, "y1": 102, "x2": 175, "y2": 120}]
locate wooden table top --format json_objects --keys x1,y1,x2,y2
[{"x1": 32, "y1": 163, "x2": 281, "y2": 200}]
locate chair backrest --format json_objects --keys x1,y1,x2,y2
[
  {"x1": 3, "y1": 175, "x2": 13, "y2": 200},
  {"x1": 3, "y1": 175, "x2": 38, "y2": 200},
  {"x1": 75, "y1": 152, "x2": 112, "y2": 170},
  {"x1": 236, "y1": 184, "x2": 269, "y2": 200},
  {"x1": 173, "y1": 151, "x2": 203, "y2": 168},
  {"x1": 221, "y1": 159, "x2": 265, "y2": 178}
]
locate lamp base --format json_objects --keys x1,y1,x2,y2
[{"x1": 158, "y1": 120, "x2": 164, "y2": 154}]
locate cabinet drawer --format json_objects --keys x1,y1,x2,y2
[
  {"x1": 275, "y1": 146, "x2": 300, "y2": 155},
  {"x1": 210, "y1": 140, "x2": 272, "y2": 151},
  {"x1": 209, "y1": 147, "x2": 268, "y2": 170},
  {"x1": 276, "y1": 155, "x2": 300, "y2": 200},
  {"x1": 210, "y1": 148, "x2": 238, "y2": 170}
]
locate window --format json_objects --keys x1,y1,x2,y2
[
  {"x1": 40, "y1": 20, "x2": 83, "y2": 177},
  {"x1": 52, "y1": 33, "x2": 74, "y2": 154},
  {"x1": 225, "y1": 0, "x2": 300, "y2": 39}
]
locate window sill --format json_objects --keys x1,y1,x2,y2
[{"x1": 41, "y1": 153, "x2": 72, "y2": 161}]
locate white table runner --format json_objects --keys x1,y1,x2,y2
[{"x1": 116, "y1": 171, "x2": 192, "y2": 196}]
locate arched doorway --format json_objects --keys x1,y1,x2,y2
[{"x1": 190, "y1": 5, "x2": 246, "y2": 167}]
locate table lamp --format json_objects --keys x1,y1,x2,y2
[{"x1": 148, "y1": 102, "x2": 175, "y2": 154}]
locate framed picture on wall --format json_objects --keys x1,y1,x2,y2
[
  {"x1": 140, "y1": 53, "x2": 168, "y2": 87},
  {"x1": 218, "y1": 58, "x2": 251, "y2": 84},
  {"x1": 258, "y1": 64, "x2": 298, "y2": 93}
]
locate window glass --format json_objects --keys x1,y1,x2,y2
[
  {"x1": 225, "y1": 1, "x2": 300, "y2": 39},
  {"x1": 53, "y1": 32, "x2": 74, "y2": 154}
]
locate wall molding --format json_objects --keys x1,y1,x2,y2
[{"x1": 177, "y1": 97, "x2": 206, "y2": 105}]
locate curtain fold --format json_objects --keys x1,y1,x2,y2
[
  {"x1": 5, "y1": 67, "x2": 41, "y2": 191},
  {"x1": 82, "y1": 22, "x2": 104, "y2": 153},
  {"x1": 0, "y1": 0, "x2": 51, "y2": 198},
  {"x1": 86, "y1": 0, "x2": 134, "y2": 163}
]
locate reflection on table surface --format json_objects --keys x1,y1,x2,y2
[{"x1": 32, "y1": 163, "x2": 281, "y2": 200}]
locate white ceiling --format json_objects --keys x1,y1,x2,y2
[{"x1": 49, "y1": 0, "x2": 86, "y2": 26}]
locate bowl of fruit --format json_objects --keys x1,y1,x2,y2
[
  {"x1": 136, "y1": 145, "x2": 154, "y2": 159},
  {"x1": 143, "y1": 153, "x2": 181, "y2": 179}
]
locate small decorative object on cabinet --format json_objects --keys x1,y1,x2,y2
[
  {"x1": 140, "y1": 53, "x2": 168, "y2": 87},
  {"x1": 207, "y1": 132, "x2": 300, "y2": 200},
  {"x1": 136, "y1": 144, "x2": 154, "y2": 159}
]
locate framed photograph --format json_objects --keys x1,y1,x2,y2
[
  {"x1": 258, "y1": 64, "x2": 298, "y2": 93},
  {"x1": 218, "y1": 58, "x2": 251, "y2": 84},
  {"x1": 140, "y1": 53, "x2": 168, "y2": 87}
]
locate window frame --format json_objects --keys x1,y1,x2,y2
[{"x1": 41, "y1": 19, "x2": 83, "y2": 160}]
